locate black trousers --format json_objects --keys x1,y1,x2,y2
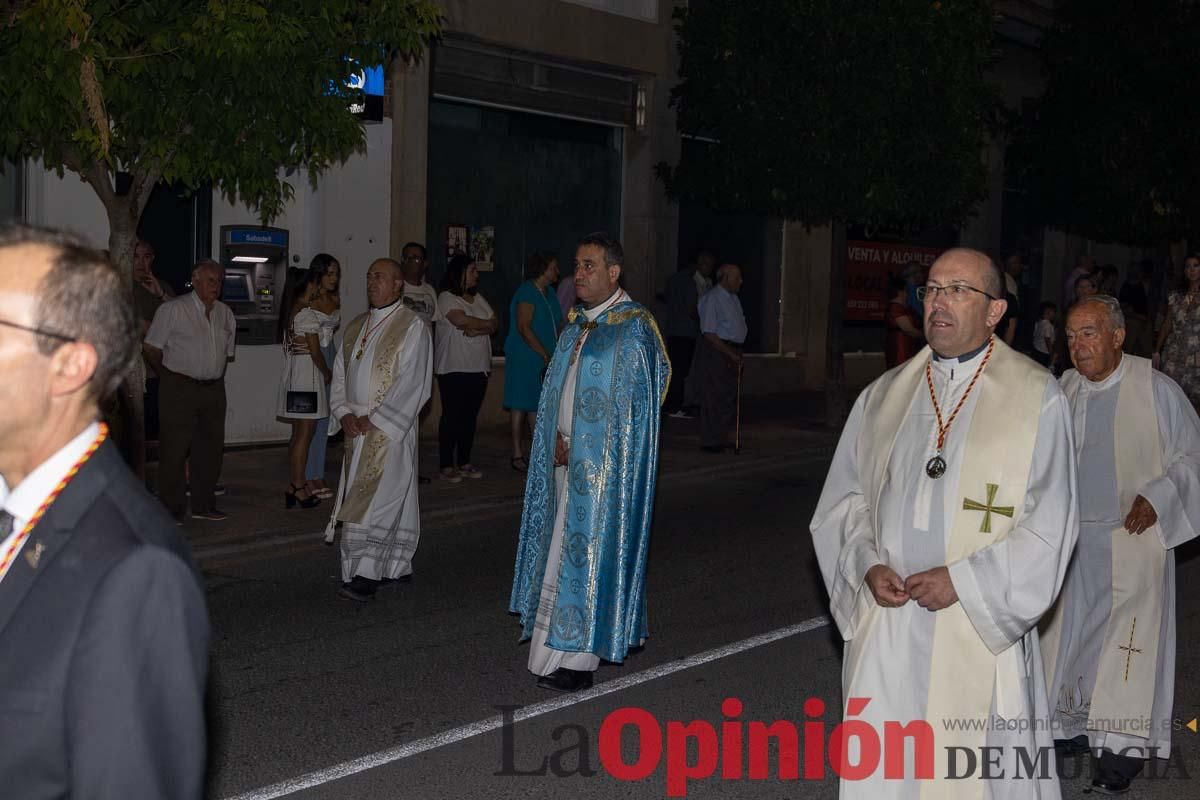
[
  {"x1": 158, "y1": 370, "x2": 225, "y2": 515},
  {"x1": 694, "y1": 337, "x2": 740, "y2": 448},
  {"x1": 663, "y1": 336, "x2": 697, "y2": 414},
  {"x1": 438, "y1": 371, "x2": 488, "y2": 469}
]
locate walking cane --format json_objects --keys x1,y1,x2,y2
[{"x1": 734, "y1": 362, "x2": 743, "y2": 455}]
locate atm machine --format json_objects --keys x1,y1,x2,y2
[{"x1": 218, "y1": 225, "x2": 289, "y2": 345}]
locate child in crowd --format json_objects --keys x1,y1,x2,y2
[{"x1": 1033, "y1": 301, "x2": 1057, "y2": 370}]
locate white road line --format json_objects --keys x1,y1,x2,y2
[{"x1": 221, "y1": 614, "x2": 832, "y2": 800}]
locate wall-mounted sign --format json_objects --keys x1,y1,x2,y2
[
  {"x1": 331, "y1": 62, "x2": 385, "y2": 122},
  {"x1": 471, "y1": 225, "x2": 495, "y2": 272},
  {"x1": 446, "y1": 224, "x2": 469, "y2": 259},
  {"x1": 845, "y1": 240, "x2": 943, "y2": 322},
  {"x1": 225, "y1": 228, "x2": 288, "y2": 248}
]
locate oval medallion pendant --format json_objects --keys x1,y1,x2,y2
[{"x1": 925, "y1": 455, "x2": 947, "y2": 479}]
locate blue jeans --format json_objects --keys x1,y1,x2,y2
[{"x1": 305, "y1": 341, "x2": 336, "y2": 481}]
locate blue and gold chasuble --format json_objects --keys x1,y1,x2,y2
[{"x1": 510, "y1": 300, "x2": 671, "y2": 663}]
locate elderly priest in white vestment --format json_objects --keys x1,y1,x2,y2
[
  {"x1": 811, "y1": 248, "x2": 1078, "y2": 800},
  {"x1": 1040, "y1": 294, "x2": 1200, "y2": 795},
  {"x1": 323, "y1": 258, "x2": 432, "y2": 602}
]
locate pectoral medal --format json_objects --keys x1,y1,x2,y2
[
  {"x1": 925, "y1": 455, "x2": 947, "y2": 479},
  {"x1": 923, "y1": 339, "x2": 995, "y2": 480}
]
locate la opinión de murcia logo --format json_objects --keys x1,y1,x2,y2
[{"x1": 495, "y1": 697, "x2": 1192, "y2": 797}]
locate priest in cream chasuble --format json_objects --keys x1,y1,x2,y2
[
  {"x1": 324, "y1": 259, "x2": 432, "y2": 601},
  {"x1": 1040, "y1": 296, "x2": 1200, "y2": 795},
  {"x1": 811, "y1": 249, "x2": 1078, "y2": 800},
  {"x1": 510, "y1": 234, "x2": 670, "y2": 694}
]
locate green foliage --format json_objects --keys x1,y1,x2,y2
[
  {"x1": 659, "y1": 0, "x2": 998, "y2": 230},
  {"x1": 0, "y1": 0, "x2": 442, "y2": 223},
  {"x1": 1007, "y1": 0, "x2": 1200, "y2": 244}
]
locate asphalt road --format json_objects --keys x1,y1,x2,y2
[{"x1": 190, "y1": 418, "x2": 1200, "y2": 800}]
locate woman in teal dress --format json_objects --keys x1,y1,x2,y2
[{"x1": 504, "y1": 252, "x2": 563, "y2": 470}]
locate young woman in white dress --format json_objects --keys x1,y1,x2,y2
[{"x1": 277, "y1": 254, "x2": 340, "y2": 508}]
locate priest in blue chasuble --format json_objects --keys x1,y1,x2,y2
[{"x1": 510, "y1": 232, "x2": 671, "y2": 693}]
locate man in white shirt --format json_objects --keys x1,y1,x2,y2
[
  {"x1": 695, "y1": 263, "x2": 748, "y2": 452},
  {"x1": 399, "y1": 242, "x2": 443, "y2": 326},
  {"x1": 144, "y1": 259, "x2": 236, "y2": 522},
  {"x1": 400, "y1": 241, "x2": 441, "y2": 483},
  {"x1": 0, "y1": 224, "x2": 208, "y2": 798}
]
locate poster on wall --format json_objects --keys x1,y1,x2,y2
[
  {"x1": 446, "y1": 224, "x2": 469, "y2": 259},
  {"x1": 471, "y1": 225, "x2": 495, "y2": 272},
  {"x1": 845, "y1": 240, "x2": 944, "y2": 322}
]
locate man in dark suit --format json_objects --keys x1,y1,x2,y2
[{"x1": 0, "y1": 225, "x2": 209, "y2": 798}]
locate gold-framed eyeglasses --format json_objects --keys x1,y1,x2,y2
[
  {"x1": 915, "y1": 284, "x2": 998, "y2": 302},
  {"x1": 0, "y1": 318, "x2": 77, "y2": 342}
]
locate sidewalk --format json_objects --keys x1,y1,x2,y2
[{"x1": 166, "y1": 392, "x2": 837, "y2": 566}]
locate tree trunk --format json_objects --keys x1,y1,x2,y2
[
  {"x1": 106, "y1": 197, "x2": 147, "y2": 478},
  {"x1": 824, "y1": 221, "x2": 848, "y2": 429}
]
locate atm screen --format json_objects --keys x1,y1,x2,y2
[{"x1": 222, "y1": 273, "x2": 253, "y2": 303}]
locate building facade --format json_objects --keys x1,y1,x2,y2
[{"x1": 6, "y1": 0, "x2": 1178, "y2": 442}]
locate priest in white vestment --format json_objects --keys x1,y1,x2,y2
[
  {"x1": 324, "y1": 258, "x2": 432, "y2": 601},
  {"x1": 1040, "y1": 295, "x2": 1200, "y2": 794},
  {"x1": 811, "y1": 249, "x2": 1078, "y2": 800}
]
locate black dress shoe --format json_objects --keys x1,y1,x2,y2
[
  {"x1": 1091, "y1": 749, "x2": 1143, "y2": 795},
  {"x1": 1091, "y1": 774, "x2": 1132, "y2": 795},
  {"x1": 338, "y1": 576, "x2": 380, "y2": 602},
  {"x1": 537, "y1": 668, "x2": 594, "y2": 693}
]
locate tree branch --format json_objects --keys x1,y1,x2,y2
[
  {"x1": 102, "y1": 45, "x2": 183, "y2": 62},
  {"x1": 131, "y1": 163, "x2": 161, "y2": 218},
  {"x1": 82, "y1": 159, "x2": 115, "y2": 206}
]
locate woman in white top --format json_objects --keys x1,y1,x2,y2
[
  {"x1": 276, "y1": 254, "x2": 341, "y2": 508},
  {"x1": 435, "y1": 254, "x2": 499, "y2": 482},
  {"x1": 300, "y1": 256, "x2": 340, "y2": 500}
]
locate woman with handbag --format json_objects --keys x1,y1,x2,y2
[
  {"x1": 276, "y1": 256, "x2": 340, "y2": 508},
  {"x1": 301, "y1": 255, "x2": 341, "y2": 499}
]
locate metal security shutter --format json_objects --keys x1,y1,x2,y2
[{"x1": 432, "y1": 35, "x2": 638, "y2": 127}]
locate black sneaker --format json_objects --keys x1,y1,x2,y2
[
  {"x1": 338, "y1": 576, "x2": 380, "y2": 602},
  {"x1": 186, "y1": 484, "x2": 226, "y2": 496},
  {"x1": 191, "y1": 508, "x2": 228, "y2": 521}
]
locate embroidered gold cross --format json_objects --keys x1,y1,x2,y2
[
  {"x1": 1118, "y1": 617, "x2": 1142, "y2": 683},
  {"x1": 962, "y1": 483, "x2": 1014, "y2": 533}
]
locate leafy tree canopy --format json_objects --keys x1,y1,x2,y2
[
  {"x1": 1007, "y1": 0, "x2": 1200, "y2": 245},
  {"x1": 659, "y1": 0, "x2": 998, "y2": 232},
  {"x1": 0, "y1": 0, "x2": 442, "y2": 242}
]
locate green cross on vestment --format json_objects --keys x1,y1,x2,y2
[{"x1": 962, "y1": 483, "x2": 1014, "y2": 534}]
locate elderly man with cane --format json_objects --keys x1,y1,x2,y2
[{"x1": 695, "y1": 263, "x2": 747, "y2": 453}]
